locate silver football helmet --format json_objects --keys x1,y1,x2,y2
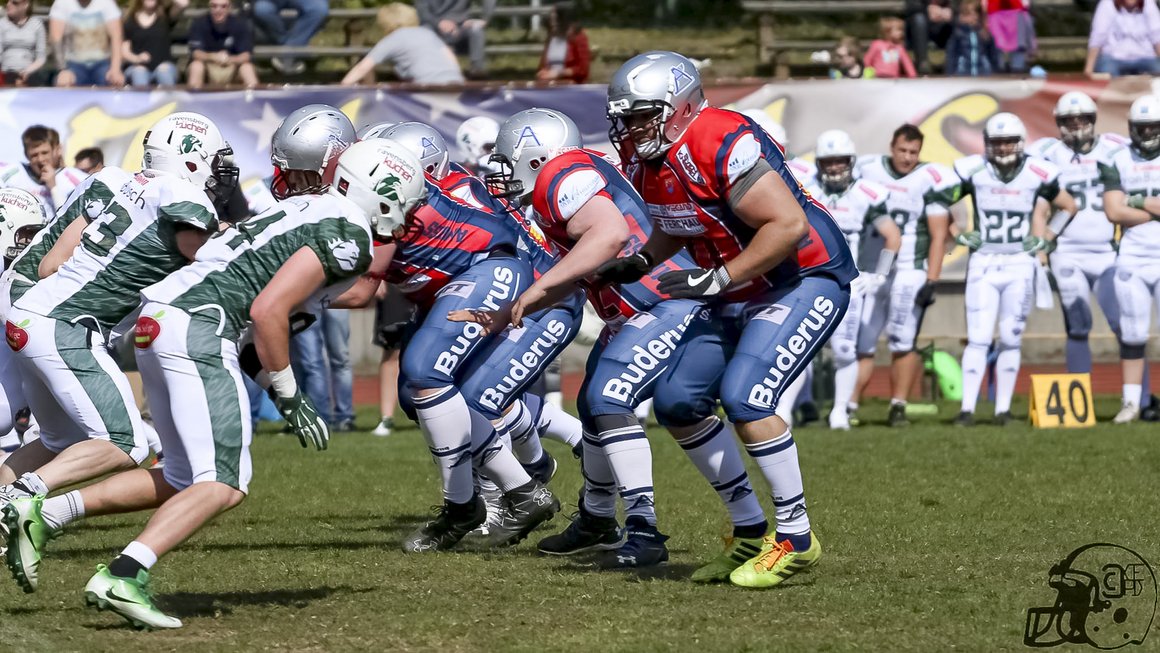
[
  {"x1": 270, "y1": 104, "x2": 357, "y2": 199},
  {"x1": 490, "y1": 108, "x2": 583, "y2": 201},
  {"x1": 382, "y1": 121, "x2": 450, "y2": 180},
  {"x1": 357, "y1": 122, "x2": 396, "y2": 140},
  {"x1": 607, "y1": 51, "x2": 706, "y2": 160}
]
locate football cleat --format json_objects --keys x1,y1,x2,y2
[
  {"x1": 522, "y1": 451, "x2": 558, "y2": 485},
  {"x1": 729, "y1": 531, "x2": 822, "y2": 589},
  {"x1": 888, "y1": 403, "x2": 910, "y2": 427},
  {"x1": 993, "y1": 411, "x2": 1015, "y2": 426},
  {"x1": 828, "y1": 409, "x2": 850, "y2": 431},
  {"x1": 537, "y1": 504, "x2": 622, "y2": 556},
  {"x1": 1114, "y1": 401, "x2": 1139, "y2": 425},
  {"x1": 611, "y1": 517, "x2": 669, "y2": 568},
  {"x1": 465, "y1": 485, "x2": 504, "y2": 539},
  {"x1": 372, "y1": 417, "x2": 395, "y2": 437},
  {"x1": 953, "y1": 411, "x2": 975, "y2": 427},
  {"x1": 401, "y1": 496, "x2": 487, "y2": 553},
  {"x1": 484, "y1": 481, "x2": 560, "y2": 547},
  {"x1": 691, "y1": 534, "x2": 766, "y2": 583},
  {"x1": 4, "y1": 495, "x2": 48, "y2": 593},
  {"x1": 0, "y1": 483, "x2": 33, "y2": 557},
  {"x1": 84, "y1": 565, "x2": 182, "y2": 630}
]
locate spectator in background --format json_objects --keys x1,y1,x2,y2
[
  {"x1": 123, "y1": 0, "x2": 185, "y2": 87},
  {"x1": 371, "y1": 285, "x2": 414, "y2": 437},
  {"x1": 905, "y1": 0, "x2": 956, "y2": 74},
  {"x1": 251, "y1": 0, "x2": 328, "y2": 76},
  {"x1": 49, "y1": 0, "x2": 124, "y2": 87},
  {"x1": 946, "y1": 0, "x2": 1000, "y2": 75},
  {"x1": 416, "y1": 0, "x2": 494, "y2": 79},
  {"x1": 74, "y1": 146, "x2": 102, "y2": 173},
  {"x1": 865, "y1": 16, "x2": 917, "y2": 77},
  {"x1": 341, "y1": 2, "x2": 463, "y2": 85},
  {"x1": 829, "y1": 36, "x2": 876, "y2": 78},
  {"x1": 0, "y1": 0, "x2": 48, "y2": 86},
  {"x1": 536, "y1": 5, "x2": 589, "y2": 83},
  {"x1": 290, "y1": 311, "x2": 355, "y2": 432},
  {"x1": 986, "y1": 0, "x2": 1035, "y2": 73},
  {"x1": 0, "y1": 125, "x2": 84, "y2": 212},
  {"x1": 187, "y1": 0, "x2": 258, "y2": 88},
  {"x1": 1085, "y1": 0, "x2": 1160, "y2": 77}
]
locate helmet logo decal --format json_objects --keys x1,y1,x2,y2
[
  {"x1": 420, "y1": 136, "x2": 441, "y2": 158},
  {"x1": 671, "y1": 63, "x2": 694, "y2": 94},
  {"x1": 180, "y1": 134, "x2": 202, "y2": 154},
  {"x1": 514, "y1": 126, "x2": 542, "y2": 152},
  {"x1": 374, "y1": 174, "x2": 402, "y2": 202}
]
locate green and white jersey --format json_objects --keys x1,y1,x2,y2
[
  {"x1": 1, "y1": 181, "x2": 90, "y2": 304},
  {"x1": 804, "y1": 178, "x2": 890, "y2": 269},
  {"x1": 954, "y1": 154, "x2": 1061, "y2": 256},
  {"x1": 14, "y1": 167, "x2": 217, "y2": 334},
  {"x1": 143, "y1": 192, "x2": 374, "y2": 342},
  {"x1": 1098, "y1": 144, "x2": 1160, "y2": 263},
  {"x1": 855, "y1": 155, "x2": 960, "y2": 269},
  {"x1": 1027, "y1": 133, "x2": 1126, "y2": 254}
]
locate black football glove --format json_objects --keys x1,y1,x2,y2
[
  {"x1": 595, "y1": 252, "x2": 653, "y2": 285},
  {"x1": 657, "y1": 267, "x2": 732, "y2": 299},
  {"x1": 915, "y1": 280, "x2": 937, "y2": 308}
]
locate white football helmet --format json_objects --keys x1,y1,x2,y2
[
  {"x1": 142, "y1": 111, "x2": 238, "y2": 197},
  {"x1": 740, "y1": 109, "x2": 787, "y2": 146},
  {"x1": 984, "y1": 112, "x2": 1027, "y2": 172},
  {"x1": 815, "y1": 129, "x2": 857, "y2": 193},
  {"x1": 1053, "y1": 91, "x2": 1098, "y2": 152},
  {"x1": 491, "y1": 108, "x2": 583, "y2": 201},
  {"x1": 457, "y1": 116, "x2": 500, "y2": 163},
  {"x1": 0, "y1": 188, "x2": 46, "y2": 264},
  {"x1": 1129, "y1": 95, "x2": 1160, "y2": 157},
  {"x1": 331, "y1": 139, "x2": 428, "y2": 239},
  {"x1": 382, "y1": 122, "x2": 450, "y2": 180},
  {"x1": 357, "y1": 122, "x2": 396, "y2": 141}
]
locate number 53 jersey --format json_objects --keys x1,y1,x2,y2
[
  {"x1": 15, "y1": 167, "x2": 219, "y2": 336},
  {"x1": 953, "y1": 154, "x2": 1062, "y2": 255},
  {"x1": 1027, "y1": 133, "x2": 1125, "y2": 255}
]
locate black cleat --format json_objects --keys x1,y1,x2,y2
[
  {"x1": 538, "y1": 504, "x2": 622, "y2": 556},
  {"x1": 1141, "y1": 395, "x2": 1160, "y2": 422},
  {"x1": 953, "y1": 411, "x2": 974, "y2": 427},
  {"x1": 401, "y1": 496, "x2": 487, "y2": 553},
  {"x1": 484, "y1": 481, "x2": 560, "y2": 547},
  {"x1": 522, "y1": 451, "x2": 558, "y2": 485},
  {"x1": 609, "y1": 517, "x2": 669, "y2": 568},
  {"x1": 993, "y1": 411, "x2": 1014, "y2": 426},
  {"x1": 887, "y1": 403, "x2": 910, "y2": 427}
]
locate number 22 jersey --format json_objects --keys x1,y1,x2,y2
[{"x1": 953, "y1": 154, "x2": 1061, "y2": 255}]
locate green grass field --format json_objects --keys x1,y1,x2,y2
[{"x1": 2, "y1": 398, "x2": 1158, "y2": 652}]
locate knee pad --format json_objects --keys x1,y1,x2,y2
[
  {"x1": 831, "y1": 339, "x2": 857, "y2": 368},
  {"x1": 1121, "y1": 342, "x2": 1147, "y2": 360},
  {"x1": 1061, "y1": 300, "x2": 1093, "y2": 339},
  {"x1": 997, "y1": 318, "x2": 1026, "y2": 350},
  {"x1": 593, "y1": 413, "x2": 641, "y2": 440}
]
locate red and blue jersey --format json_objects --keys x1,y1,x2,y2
[
  {"x1": 387, "y1": 181, "x2": 530, "y2": 308},
  {"x1": 627, "y1": 107, "x2": 856, "y2": 302},
  {"x1": 531, "y1": 148, "x2": 699, "y2": 326}
]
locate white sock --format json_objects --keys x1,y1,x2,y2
[
  {"x1": 1124, "y1": 384, "x2": 1143, "y2": 406},
  {"x1": 471, "y1": 408, "x2": 532, "y2": 492},
  {"x1": 41, "y1": 490, "x2": 85, "y2": 531},
  {"x1": 537, "y1": 401, "x2": 582, "y2": 447},
  {"x1": 501, "y1": 400, "x2": 543, "y2": 465},
  {"x1": 744, "y1": 429, "x2": 810, "y2": 536},
  {"x1": 142, "y1": 421, "x2": 163, "y2": 457},
  {"x1": 634, "y1": 398, "x2": 653, "y2": 423},
  {"x1": 960, "y1": 343, "x2": 988, "y2": 414},
  {"x1": 121, "y1": 540, "x2": 158, "y2": 570},
  {"x1": 413, "y1": 386, "x2": 475, "y2": 504},
  {"x1": 832, "y1": 361, "x2": 858, "y2": 418},
  {"x1": 774, "y1": 373, "x2": 806, "y2": 426},
  {"x1": 994, "y1": 347, "x2": 1021, "y2": 414},
  {"x1": 580, "y1": 432, "x2": 617, "y2": 518},
  {"x1": 675, "y1": 417, "x2": 765, "y2": 528},
  {"x1": 597, "y1": 415, "x2": 656, "y2": 524}
]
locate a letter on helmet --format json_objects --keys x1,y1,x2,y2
[
  {"x1": 270, "y1": 104, "x2": 357, "y2": 200},
  {"x1": 606, "y1": 51, "x2": 706, "y2": 160},
  {"x1": 490, "y1": 108, "x2": 583, "y2": 202},
  {"x1": 382, "y1": 122, "x2": 451, "y2": 180},
  {"x1": 1054, "y1": 91, "x2": 1098, "y2": 152},
  {"x1": 0, "y1": 188, "x2": 46, "y2": 264},
  {"x1": 331, "y1": 139, "x2": 427, "y2": 240}
]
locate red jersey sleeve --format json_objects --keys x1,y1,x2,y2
[
  {"x1": 670, "y1": 108, "x2": 765, "y2": 204},
  {"x1": 531, "y1": 150, "x2": 611, "y2": 231}
]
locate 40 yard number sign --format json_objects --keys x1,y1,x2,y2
[{"x1": 1029, "y1": 373, "x2": 1096, "y2": 428}]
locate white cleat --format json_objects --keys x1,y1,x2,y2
[
  {"x1": 1114, "y1": 402, "x2": 1139, "y2": 425},
  {"x1": 828, "y1": 411, "x2": 850, "y2": 431}
]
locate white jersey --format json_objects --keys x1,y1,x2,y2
[
  {"x1": 0, "y1": 162, "x2": 85, "y2": 213},
  {"x1": 1027, "y1": 133, "x2": 1125, "y2": 254},
  {"x1": 1099, "y1": 144, "x2": 1160, "y2": 264},
  {"x1": 855, "y1": 155, "x2": 960, "y2": 269},
  {"x1": 787, "y1": 158, "x2": 817, "y2": 187},
  {"x1": 804, "y1": 178, "x2": 889, "y2": 268},
  {"x1": 953, "y1": 154, "x2": 1061, "y2": 256},
  {"x1": 15, "y1": 167, "x2": 218, "y2": 334}
]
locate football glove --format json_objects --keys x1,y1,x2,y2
[
  {"x1": 851, "y1": 272, "x2": 886, "y2": 297},
  {"x1": 595, "y1": 252, "x2": 653, "y2": 284},
  {"x1": 915, "y1": 280, "x2": 937, "y2": 308},
  {"x1": 276, "y1": 392, "x2": 329, "y2": 451},
  {"x1": 1127, "y1": 193, "x2": 1147, "y2": 210},
  {"x1": 658, "y1": 267, "x2": 732, "y2": 299},
  {"x1": 1022, "y1": 235, "x2": 1049, "y2": 254},
  {"x1": 954, "y1": 231, "x2": 983, "y2": 251}
]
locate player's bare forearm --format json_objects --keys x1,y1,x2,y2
[
  {"x1": 875, "y1": 217, "x2": 902, "y2": 254},
  {"x1": 1104, "y1": 189, "x2": 1154, "y2": 227},
  {"x1": 640, "y1": 229, "x2": 685, "y2": 267},
  {"x1": 925, "y1": 214, "x2": 949, "y2": 281},
  {"x1": 329, "y1": 242, "x2": 394, "y2": 308},
  {"x1": 251, "y1": 248, "x2": 328, "y2": 373},
  {"x1": 38, "y1": 218, "x2": 85, "y2": 278}
]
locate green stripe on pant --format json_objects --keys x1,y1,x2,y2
[
  {"x1": 53, "y1": 319, "x2": 135, "y2": 453},
  {"x1": 185, "y1": 317, "x2": 245, "y2": 490}
]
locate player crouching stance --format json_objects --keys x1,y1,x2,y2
[{"x1": 604, "y1": 52, "x2": 857, "y2": 587}]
